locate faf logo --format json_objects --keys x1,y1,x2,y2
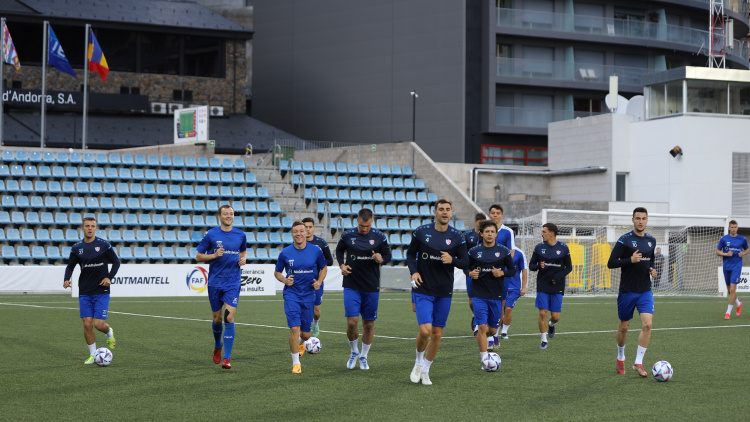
[{"x1": 186, "y1": 266, "x2": 209, "y2": 294}]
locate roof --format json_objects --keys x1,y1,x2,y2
[{"x1": 2, "y1": 0, "x2": 252, "y2": 36}]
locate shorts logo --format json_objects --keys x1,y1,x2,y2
[
  {"x1": 186, "y1": 266, "x2": 209, "y2": 294},
  {"x1": 78, "y1": 248, "x2": 83, "y2": 255},
  {"x1": 95, "y1": 247, "x2": 100, "y2": 252},
  {"x1": 632, "y1": 241, "x2": 638, "y2": 248},
  {"x1": 446, "y1": 239, "x2": 451, "y2": 245},
  {"x1": 369, "y1": 239, "x2": 375, "y2": 245},
  {"x1": 232, "y1": 297, "x2": 238, "y2": 305}
]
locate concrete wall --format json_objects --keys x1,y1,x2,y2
[{"x1": 253, "y1": 0, "x2": 467, "y2": 163}]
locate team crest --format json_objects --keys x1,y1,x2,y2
[
  {"x1": 495, "y1": 252, "x2": 500, "y2": 257},
  {"x1": 95, "y1": 247, "x2": 100, "y2": 252},
  {"x1": 369, "y1": 239, "x2": 375, "y2": 245},
  {"x1": 557, "y1": 250, "x2": 561, "y2": 255},
  {"x1": 446, "y1": 239, "x2": 451, "y2": 245},
  {"x1": 631, "y1": 241, "x2": 638, "y2": 248},
  {"x1": 216, "y1": 240, "x2": 223, "y2": 248},
  {"x1": 648, "y1": 242, "x2": 652, "y2": 247}
]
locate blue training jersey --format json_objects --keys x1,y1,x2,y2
[
  {"x1": 463, "y1": 229, "x2": 481, "y2": 250},
  {"x1": 335, "y1": 228, "x2": 392, "y2": 292},
  {"x1": 497, "y1": 224, "x2": 516, "y2": 251},
  {"x1": 607, "y1": 231, "x2": 656, "y2": 293},
  {"x1": 717, "y1": 234, "x2": 748, "y2": 270},
  {"x1": 64, "y1": 237, "x2": 120, "y2": 296},
  {"x1": 529, "y1": 241, "x2": 573, "y2": 294},
  {"x1": 275, "y1": 243, "x2": 327, "y2": 301},
  {"x1": 406, "y1": 223, "x2": 469, "y2": 298},
  {"x1": 465, "y1": 243, "x2": 515, "y2": 300},
  {"x1": 308, "y1": 235, "x2": 334, "y2": 267},
  {"x1": 505, "y1": 247, "x2": 527, "y2": 291},
  {"x1": 196, "y1": 227, "x2": 247, "y2": 288}
]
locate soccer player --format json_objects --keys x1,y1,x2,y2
[
  {"x1": 466, "y1": 220, "x2": 515, "y2": 363},
  {"x1": 275, "y1": 221, "x2": 328, "y2": 374},
  {"x1": 63, "y1": 217, "x2": 121, "y2": 364},
  {"x1": 500, "y1": 246, "x2": 528, "y2": 339},
  {"x1": 716, "y1": 220, "x2": 748, "y2": 319},
  {"x1": 528, "y1": 223, "x2": 572, "y2": 350},
  {"x1": 607, "y1": 207, "x2": 658, "y2": 377},
  {"x1": 302, "y1": 217, "x2": 333, "y2": 336},
  {"x1": 489, "y1": 204, "x2": 515, "y2": 348},
  {"x1": 335, "y1": 208, "x2": 391, "y2": 370},
  {"x1": 464, "y1": 213, "x2": 486, "y2": 336},
  {"x1": 196, "y1": 205, "x2": 248, "y2": 370},
  {"x1": 407, "y1": 199, "x2": 469, "y2": 385}
]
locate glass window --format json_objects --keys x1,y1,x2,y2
[
  {"x1": 730, "y1": 83, "x2": 750, "y2": 115},
  {"x1": 141, "y1": 32, "x2": 180, "y2": 75},
  {"x1": 666, "y1": 81, "x2": 683, "y2": 115},
  {"x1": 96, "y1": 29, "x2": 137, "y2": 72},
  {"x1": 184, "y1": 36, "x2": 223, "y2": 78},
  {"x1": 686, "y1": 80, "x2": 727, "y2": 114},
  {"x1": 647, "y1": 84, "x2": 665, "y2": 118},
  {"x1": 481, "y1": 145, "x2": 548, "y2": 166},
  {"x1": 616, "y1": 173, "x2": 627, "y2": 201}
]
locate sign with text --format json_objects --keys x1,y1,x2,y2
[
  {"x1": 174, "y1": 106, "x2": 208, "y2": 143},
  {"x1": 717, "y1": 266, "x2": 750, "y2": 294},
  {"x1": 2, "y1": 89, "x2": 148, "y2": 112}
]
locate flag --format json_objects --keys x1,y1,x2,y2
[
  {"x1": 48, "y1": 25, "x2": 76, "y2": 78},
  {"x1": 2, "y1": 21, "x2": 20, "y2": 69},
  {"x1": 88, "y1": 29, "x2": 108, "y2": 82}
]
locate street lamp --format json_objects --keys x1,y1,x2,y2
[{"x1": 410, "y1": 91, "x2": 418, "y2": 143}]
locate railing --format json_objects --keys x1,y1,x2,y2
[
  {"x1": 496, "y1": 8, "x2": 748, "y2": 60},
  {"x1": 494, "y1": 106, "x2": 606, "y2": 128},
  {"x1": 497, "y1": 58, "x2": 648, "y2": 85},
  {"x1": 269, "y1": 139, "x2": 415, "y2": 168}
]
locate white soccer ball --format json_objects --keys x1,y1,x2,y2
[
  {"x1": 482, "y1": 352, "x2": 501, "y2": 372},
  {"x1": 94, "y1": 347, "x2": 113, "y2": 367},
  {"x1": 305, "y1": 337, "x2": 321, "y2": 354},
  {"x1": 652, "y1": 360, "x2": 673, "y2": 382}
]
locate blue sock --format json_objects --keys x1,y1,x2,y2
[
  {"x1": 223, "y1": 323, "x2": 235, "y2": 359},
  {"x1": 212, "y1": 322, "x2": 223, "y2": 349}
]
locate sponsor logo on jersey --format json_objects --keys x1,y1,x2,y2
[{"x1": 350, "y1": 254, "x2": 357, "y2": 261}]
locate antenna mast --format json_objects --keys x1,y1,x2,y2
[{"x1": 709, "y1": 0, "x2": 726, "y2": 68}]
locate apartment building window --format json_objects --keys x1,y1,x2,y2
[
  {"x1": 482, "y1": 145, "x2": 548, "y2": 166},
  {"x1": 616, "y1": 173, "x2": 627, "y2": 201},
  {"x1": 732, "y1": 153, "x2": 750, "y2": 215}
]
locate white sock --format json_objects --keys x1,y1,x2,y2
[
  {"x1": 480, "y1": 351, "x2": 488, "y2": 360},
  {"x1": 292, "y1": 352, "x2": 300, "y2": 365},
  {"x1": 727, "y1": 304, "x2": 734, "y2": 314},
  {"x1": 422, "y1": 359, "x2": 433, "y2": 373},
  {"x1": 541, "y1": 332, "x2": 548, "y2": 342},
  {"x1": 416, "y1": 350, "x2": 424, "y2": 365},
  {"x1": 312, "y1": 319, "x2": 319, "y2": 328},
  {"x1": 634, "y1": 345, "x2": 647, "y2": 365},
  {"x1": 299, "y1": 336, "x2": 304, "y2": 345},
  {"x1": 88, "y1": 343, "x2": 96, "y2": 356},
  {"x1": 548, "y1": 320, "x2": 556, "y2": 327},
  {"x1": 106, "y1": 328, "x2": 113, "y2": 339},
  {"x1": 617, "y1": 345, "x2": 625, "y2": 361},
  {"x1": 736, "y1": 299, "x2": 742, "y2": 306},
  {"x1": 349, "y1": 340, "x2": 359, "y2": 354},
  {"x1": 501, "y1": 324, "x2": 510, "y2": 334},
  {"x1": 361, "y1": 342, "x2": 371, "y2": 358}
]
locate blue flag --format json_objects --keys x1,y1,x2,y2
[{"x1": 48, "y1": 25, "x2": 76, "y2": 78}]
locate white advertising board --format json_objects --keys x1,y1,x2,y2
[
  {"x1": 718, "y1": 266, "x2": 750, "y2": 295},
  {"x1": 173, "y1": 105, "x2": 208, "y2": 143}
]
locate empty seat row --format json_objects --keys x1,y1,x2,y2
[
  {"x1": 292, "y1": 174, "x2": 427, "y2": 190},
  {"x1": 0, "y1": 180, "x2": 270, "y2": 199},
  {"x1": 280, "y1": 160, "x2": 413, "y2": 177},
  {"x1": 0, "y1": 165, "x2": 257, "y2": 184},
  {"x1": 318, "y1": 203, "x2": 433, "y2": 218},
  {"x1": 1, "y1": 150, "x2": 246, "y2": 170},
  {"x1": 305, "y1": 188, "x2": 437, "y2": 203}
]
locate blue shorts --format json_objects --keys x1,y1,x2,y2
[
  {"x1": 79, "y1": 294, "x2": 110, "y2": 319},
  {"x1": 284, "y1": 295, "x2": 314, "y2": 332},
  {"x1": 344, "y1": 288, "x2": 379, "y2": 320},
  {"x1": 472, "y1": 297, "x2": 502, "y2": 328},
  {"x1": 465, "y1": 276, "x2": 472, "y2": 298},
  {"x1": 724, "y1": 268, "x2": 742, "y2": 286},
  {"x1": 314, "y1": 282, "x2": 325, "y2": 306},
  {"x1": 208, "y1": 285, "x2": 241, "y2": 312},
  {"x1": 504, "y1": 290, "x2": 521, "y2": 309},
  {"x1": 617, "y1": 291, "x2": 654, "y2": 322},
  {"x1": 414, "y1": 293, "x2": 452, "y2": 328},
  {"x1": 535, "y1": 292, "x2": 563, "y2": 313}
]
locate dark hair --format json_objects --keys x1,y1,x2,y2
[
  {"x1": 729, "y1": 220, "x2": 738, "y2": 226},
  {"x1": 218, "y1": 204, "x2": 234, "y2": 215},
  {"x1": 542, "y1": 222, "x2": 558, "y2": 235},
  {"x1": 358, "y1": 208, "x2": 374, "y2": 221},
  {"x1": 82, "y1": 217, "x2": 97, "y2": 223},
  {"x1": 478, "y1": 220, "x2": 497, "y2": 233},
  {"x1": 632, "y1": 207, "x2": 648, "y2": 217},
  {"x1": 301, "y1": 217, "x2": 315, "y2": 225},
  {"x1": 474, "y1": 213, "x2": 487, "y2": 221},
  {"x1": 435, "y1": 198, "x2": 452, "y2": 209},
  {"x1": 489, "y1": 204, "x2": 504, "y2": 213},
  {"x1": 292, "y1": 221, "x2": 305, "y2": 229}
]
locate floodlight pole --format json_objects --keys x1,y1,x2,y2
[{"x1": 410, "y1": 91, "x2": 418, "y2": 143}]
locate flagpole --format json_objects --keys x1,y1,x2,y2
[
  {"x1": 40, "y1": 20, "x2": 47, "y2": 148},
  {"x1": 82, "y1": 24, "x2": 90, "y2": 150},
  {"x1": 0, "y1": 17, "x2": 6, "y2": 147}
]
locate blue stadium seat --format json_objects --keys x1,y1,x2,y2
[
  {"x1": 192, "y1": 215, "x2": 205, "y2": 227},
  {"x1": 175, "y1": 247, "x2": 190, "y2": 260},
  {"x1": 178, "y1": 215, "x2": 192, "y2": 228},
  {"x1": 171, "y1": 156, "x2": 185, "y2": 169},
  {"x1": 403, "y1": 165, "x2": 413, "y2": 175},
  {"x1": 157, "y1": 169, "x2": 170, "y2": 180},
  {"x1": 399, "y1": 220, "x2": 411, "y2": 230},
  {"x1": 123, "y1": 214, "x2": 137, "y2": 226},
  {"x1": 81, "y1": 153, "x2": 95, "y2": 164},
  {"x1": 50, "y1": 229, "x2": 65, "y2": 242},
  {"x1": 121, "y1": 154, "x2": 134, "y2": 165},
  {"x1": 391, "y1": 249, "x2": 404, "y2": 261},
  {"x1": 347, "y1": 163, "x2": 359, "y2": 174},
  {"x1": 21, "y1": 228, "x2": 35, "y2": 241},
  {"x1": 210, "y1": 158, "x2": 222, "y2": 168},
  {"x1": 183, "y1": 170, "x2": 195, "y2": 183},
  {"x1": 190, "y1": 231, "x2": 203, "y2": 243},
  {"x1": 61, "y1": 246, "x2": 72, "y2": 257},
  {"x1": 36, "y1": 228, "x2": 51, "y2": 242},
  {"x1": 336, "y1": 162, "x2": 348, "y2": 173},
  {"x1": 147, "y1": 155, "x2": 159, "y2": 167},
  {"x1": 65, "y1": 228, "x2": 79, "y2": 241},
  {"x1": 269, "y1": 248, "x2": 280, "y2": 260},
  {"x1": 302, "y1": 161, "x2": 314, "y2": 172},
  {"x1": 156, "y1": 184, "x2": 169, "y2": 196},
  {"x1": 257, "y1": 187, "x2": 270, "y2": 198},
  {"x1": 389, "y1": 233, "x2": 401, "y2": 246},
  {"x1": 38, "y1": 165, "x2": 51, "y2": 177},
  {"x1": 269, "y1": 232, "x2": 282, "y2": 244},
  {"x1": 0, "y1": 165, "x2": 10, "y2": 177},
  {"x1": 118, "y1": 168, "x2": 131, "y2": 179},
  {"x1": 20, "y1": 180, "x2": 34, "y2": 193},
  {"x1": 244, "y1": 216, "x2": 256, "y2": 228},
  {"x1": 391, "y1": 165, "x2": 403, "y2": 175},
  {"x1": 147, "y1": 247, "x2": 161, "y2": 260},
  {"x1": 325, "y1": 162, "x2": 336, "y2": 173},
  {"x1": 160, "y1": 156, "x2": 172, "y2": 167},
  {"x1": 108, "y1": 153, "x2": 121, "y2": 164},
  {"x1": 46, "y1": 246, "x2": 62, "y2": 260},
  {"x1": 163, "y1": 230, "x2": 177, "y2": 243},
  {"x1": 144, "y1": 169, "x2": 157, "y2": 181},
  {"x1": 282, "y1": 232, "x2": 293, "y2": 244},
  {"x1": 255, "y1": 248, "x2": 269, "y2": 260},
  {"x1": 5, "y1": 180, "x2": 20, "y2": 192},
  {"x1": 374, "y1": 219, "x2": 387, "y2": 230},
  {"x1": 454, "y1": 221, "x2": 466, "y2": 231},
  {"x1": 1, "y1": 150, "x2": 14, "y2": 161},
  {"x1": 132, "y1": 168, "x2": 145, "y2": 180},
  {"x1": 119, "y1": 246, "x2": 133, "y2": 261},
  {"x1": 69, "y1": 213, "x2": 83, "y2": 226},
  {"x1": 401, "y1": 233, "x2": 411, "y2": 245},
  {"x1": 161, "y1": 247, "x2": 175, "y2": 260},
  {"x1": 28, "y1": 151, "x2": 42, "y2": 162},
  {"x1": 31, "y1": 246, "x2": 46, "y2": 260},
  {"x1": 384, "y1": 191, "x2": 395, "y2": 201},
  {"x1": 387, "y1": 219, "x2": 399, "y2": 230},
  {"x1": 1, "y1": 245, "x2": 16, "y2": 260},
  {"x1": 380, "y1": 164, "x2": 392, "y2": 175},
  {"x1": 1, "y1": 195, "x2": 14, "y2": 208},
  {"x1": 411, "y1": 220, "x2": 422, "y2": 229},
  {"x1": 15, "y1": 246, "x2": 31, "y2": 259},
  {"x1": 108, "y1": 230, "x2": 122, "y2": 242},
  {"x1": 6, "y1": 228, "x2": 20, "y2": 241},
  {"x1": 139, "y1": 214, "x2": 153, "y2": 227},
  {"x1": 133, "y1": 247, "x2": 147, "y2": 260},
  {"x1": 177, "y1": 231, "x2": 191, "y2": 243},
  {"x1": 40, "y1": 152, "x2": 56, "y2": 164},
  {"x1": 427, "y1": 192, "x2": 438, "y2": 202}
]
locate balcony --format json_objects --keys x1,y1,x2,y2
[
  {"x1": 494, "y1": 106, "x2": 605, "y2": 129},
  {"x1": 496, "y1": 9, "x2": 748, "y2": 61},
  {"x1": 497, "y1": 58, "x2": 648, "y2": 86}
]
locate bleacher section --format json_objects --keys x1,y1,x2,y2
[{"x1": 1, "y1": 150, "x2": 461, "y2": 266}]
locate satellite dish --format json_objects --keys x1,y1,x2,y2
[
  {"x1": 626, "y1": 95, "x2": 645, "y2": 121},
  {"x1": 605, "y1": 93, "x2": 630, "y2": 113}
]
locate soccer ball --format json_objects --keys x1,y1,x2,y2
[
  {"x1": 94, "y1": 347, "x2": 113, "y2": 367},
  {"x1": 652, "y1": 360, "x2": 673, "y2": 382},
  {"x1": 305, "y1": 337, "x2": 321, "y2": 354},
  {"x1": 482, "y1": 352, "x2": 501, "y2": 372}
]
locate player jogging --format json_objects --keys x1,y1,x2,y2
[
  {"x1": 407, "y1": 199, "x2": 469, "y2": 385},
  {"x1": 275, "y1": 221, "x2": 328, "y2": 374},
  {"x1": 302, "y1": 217, "x2": 333, "y2": 335},
  {"x1": 500, "y1": 246, "x2": 528, "y2": 339},
  {"x1": 63, "y1": 216, "x2": 120, "y2": 364},
  {"x1": 466, "y1": 220, "x2": 515, "y2": 363},
  {"x1": 716, "y1": 219, "x2": 748, "y2": 319},
  {"x1": 196, "y1": 205, "x2": 248, "y2": 370},
  {"x1": 488, "y1": 204, "x2": 515, "y2": 349},
  {"x1": 607, "y1": 207, "x2": 658, "y2": 377},
  {"x1": 335, "y1": 208, "x2": 391, "y2": 370},
  {"x1": 528, "y1": 223, "x2": 572, "y2": 350},
  {"x1": 464, "y1": 212, "x2": 486, "y2": 337}
]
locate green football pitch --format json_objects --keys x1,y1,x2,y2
[{"x1": 1, "y1": 292, "x2": 748, "y2": 421}]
